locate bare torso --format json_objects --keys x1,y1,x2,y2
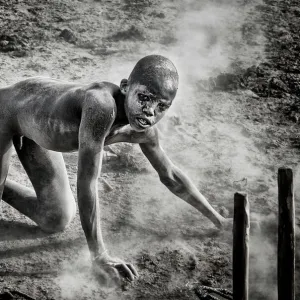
[
  {"x1": 0, "y1": 77, "x2": 150, "y2": 152},
  {"x1": 0, "y1": 59, "x2": 229, "y2": 284}
]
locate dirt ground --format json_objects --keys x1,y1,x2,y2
[{"x1": 0, "y1": 0, "x2": 300, "y2": 299}]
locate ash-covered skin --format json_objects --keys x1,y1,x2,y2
[
  {"x1": 121, "y1": 55, "x2": 179, "y2": 132},
  {"x1": 0, "y1": 54, "x2": 231, "y2": 285}
]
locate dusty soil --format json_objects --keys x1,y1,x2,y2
[{"x1": 0, "y1": 0, "x2": 299, "y2": 299}]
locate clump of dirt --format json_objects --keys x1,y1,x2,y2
[
  {"x1": 0, "y1": 34, "x2": 29, "y2": 55},
  {"x1": 59, "y1": 29, "x2": 77, "y2": 44}
]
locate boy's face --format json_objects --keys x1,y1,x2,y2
[{"x1": 124, "y1": 82, "x2": 175, "y2": 132}]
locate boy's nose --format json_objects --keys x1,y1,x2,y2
[{"x1": 143, "y1": 106, "x2": 155, "y2": 117}]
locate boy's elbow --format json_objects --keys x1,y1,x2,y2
[
  {"x1": 159, "y1": 167, "x2": 181, "y2": 189},
  {"x1": 159, "y1": 167, "x2": 190, "y2": 196},
  {"x1": 160, "y1": 173, "x2": 175, "y2": 188}
]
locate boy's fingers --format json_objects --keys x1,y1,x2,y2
[
  {"x1": 115, "y1": 263, "x2": 135, "y2": 281},
  {"x1": 127, "y1": 264, "x2": 139, "y2": 277}
]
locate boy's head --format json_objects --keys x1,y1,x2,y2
[{"x1": 120, "y1": 55, "x2": 179, "y2": 131}]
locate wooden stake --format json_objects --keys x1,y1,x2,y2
[
  {"x1": 278, "y1": 167, "x2": 295, "y2": 300},
  {"x1": 233, "y1": 192, "x2": 250, "y2": 300}
]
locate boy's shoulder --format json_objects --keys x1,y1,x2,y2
[
  {"x1": 82, "y1": 81, "x2": 120, "y2": 110},
  {"x1": 86, "y1": 81, "x2": 119, "y2": 93}
]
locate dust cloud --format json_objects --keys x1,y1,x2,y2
[
  {"x1": 55, "y1": 249, "x2": 122, "y2": 300},
  {"x1": 57, "y1": 0, "x2": 279, "y2": 298},
  {"x1": 110, "y1": 0, "x2": 279, "y2": 299},
  {"x1": 249, "y1": 213, "x2": 278, "y2": 300},
  {"x1": 160, "y1": 2, "x2": 279, "y2": 299}
]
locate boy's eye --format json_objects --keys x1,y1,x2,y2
[
  {"x1": 138, "y1": 93, "x2": 150, "y2": 102},
  {"x1": 158, "y1": 103, "x2": 167, "y2": 110}
]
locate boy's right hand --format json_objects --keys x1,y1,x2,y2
[
  {"x1": 93, "y1": 252, "x2": 138, "y2": 285},
  {"x1": 218, "y1": 217, "x2": 233, "y2": 231}
]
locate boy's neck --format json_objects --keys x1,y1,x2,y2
[{"x1": 112, "y1": 88, "x2": 129, "y2": 126}]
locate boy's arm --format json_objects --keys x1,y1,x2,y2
[
  {"x1": 78, "y1": 91, "x2": 137, "y2": 281},
  {"x1": 140, "y1": 128, "x2": 228, "y2": 229}
]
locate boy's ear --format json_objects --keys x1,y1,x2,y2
[{"x1": 120, "y1": 79, "x2": 128, "y2": 95}]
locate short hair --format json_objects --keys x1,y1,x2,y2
[{"x1": 128, "y1": 55, "x2": 179, "y2": 99}]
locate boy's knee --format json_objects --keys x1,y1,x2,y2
[{"x1": 39, "y1": 201, "x2": 76, "y2": 233}]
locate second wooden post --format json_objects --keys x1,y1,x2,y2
[
  {"x1": 233, "y1": 192, "x2": 250, "y2": 300},
  {"x1": 278, "y1": 167, "x2": 295, "y2": 300}
]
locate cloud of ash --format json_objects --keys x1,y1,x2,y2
[
  {"x1": 103, "y1": 1, "x2": 280, "y2": 299},
  {"x1": 55, "y1": 249, "x2": 122, "y2": 300},
  {"x1": 157, "y1": 0, "x2": 265, "y2": 82},
  {"x1": 55, "y1": 250, "x2": 97, "y2": 299},
  {"x1": 249, "y1": 234, "x2": 277, "y2": 299},
  {"x1": 249, "y1": 213, "x2": 278, "y2": 299}
]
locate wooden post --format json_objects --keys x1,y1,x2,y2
[
  {"x1": 278, "y1": 167, "x2": 295, "y2": 300},
  {"x1": 233, "y1": 192, "x2": 250, "y2": 300}
]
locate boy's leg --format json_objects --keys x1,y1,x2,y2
[
  {"x1": 2, "y1": 136, "x2": 76, "y2": 233},
  {"x1": 0, "y1": 133, "x2": 13, "y2": 201}
]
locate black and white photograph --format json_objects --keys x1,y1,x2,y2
[{"x1": 0, "y1": 0, "x2": 299, "y2": 299}]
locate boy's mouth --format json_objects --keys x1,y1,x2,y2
[{"x1": 135, "y1": 117, "x2": 151, "y2": 128}]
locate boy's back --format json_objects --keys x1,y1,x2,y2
[{"x1": 1, "y1": 77, "x2": 122, "y2": 152}]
